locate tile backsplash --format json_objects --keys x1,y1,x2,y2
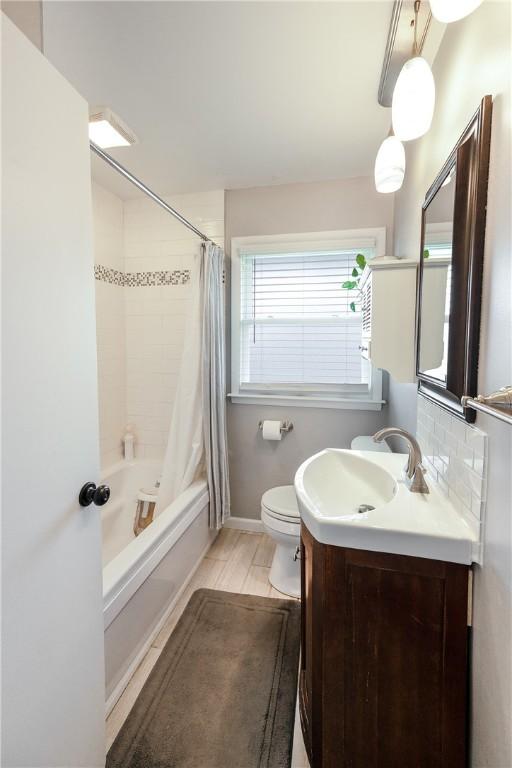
[{"x1": 416, "y1": 395, "x2": 487, "y2": 558}]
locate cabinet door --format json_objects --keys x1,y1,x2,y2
[{"x1": 341, "y1": 548, "x2": 469, "y2": 768}]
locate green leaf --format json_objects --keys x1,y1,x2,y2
[
  {"x1": 349, "y1": 301, "x2": 356, "y2": 312},
  {"x1": 342, "y1": 280, "x2": 357, "y2": 290},
  {"x1": 356, "y1": 253, "x2": 367, "y2": 270},
  {"x1": 423, "y1": 248, "x2": 430, "y2": 259},
  {"x1": 351, "y1": 267, "x2": 359, "y2": 277}
]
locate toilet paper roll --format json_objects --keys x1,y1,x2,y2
[{"x1": 262, "y1": 420, "x2": 282, "y2": 441}]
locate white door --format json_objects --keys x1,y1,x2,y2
[{"x1": 1, "y1": 17, "x2": 105, "y2": 768}]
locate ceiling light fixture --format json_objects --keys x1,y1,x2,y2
[
  {"x1": 88, "y1": 106, "x2": 138, "y2": 149},
  {"x1": 374, "y1": 135, "x2": 406, "y2": 193},
  {"x1": 429, "y1": 0, "x2": 483, "y2": 23},
  {"x1": 392, "y1": 1, "x2": 435, "y2": 142}
]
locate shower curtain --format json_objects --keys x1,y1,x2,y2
[
  {"x1": 156, "y1": 242, "x2": 230, "y2": 529},
  {"x1": 201, "y1": 242, "x2": 231, "y2": 529}
]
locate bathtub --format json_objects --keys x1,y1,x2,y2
[{"x1": 101, "y1": 459, "x2": 214, "y2": 713}]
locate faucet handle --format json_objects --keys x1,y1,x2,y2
[{"x1": 410, "y1": 464, "x2": 430, "y2": 494}]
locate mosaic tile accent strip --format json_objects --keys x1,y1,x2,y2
[
  {"x1": 94, "y1": 264, "x2": 125, "y2": 286},
  {"x1": 417, "y1": 394, "x2": 487, "y2": 558},
  {"x1": 124, "y1": 269, "x2": 190, "y2": 287},
  {"x1": 94, "y1": 265, "x2": 190, "y2": 287}
]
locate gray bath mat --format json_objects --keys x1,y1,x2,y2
[{"x1": 106, "y1": 588, "x2": 301, "y2": 768}]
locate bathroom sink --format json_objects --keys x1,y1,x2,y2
[
  {"x1": 294, "y1": 449, "x2": 479, "y2": 564},
  {"x1": 298, "y1": 449, "x2": 397, "y2": 519}
]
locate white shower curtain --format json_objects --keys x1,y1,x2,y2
[{"x1": 156, "y1": 242, "x2": 230, "y2": 529}]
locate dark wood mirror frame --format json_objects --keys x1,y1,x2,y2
[{"x1": 416, "y1": 95, "x2": 493, "y2": 422}]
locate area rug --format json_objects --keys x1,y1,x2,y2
[{"x1": 106, "y1": 588, "x2": 301, "y2": 768}]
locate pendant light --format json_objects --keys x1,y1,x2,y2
[
  {"x1": 392, "y1": 1, "x2": 435, "y2": 142},
  {"x1": 429, "y1": 0, "x2": 483, "y2": 23},
  {"x1": 374, "y1": 135, "x2": 406, "y2": 193}
]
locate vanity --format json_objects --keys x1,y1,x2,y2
[
  {"x1": 293, "y1": 96, "x2": 493, "y2": 768},
  {"x1": 295, "y1": 448, "x2": 475, "y2": 768}
]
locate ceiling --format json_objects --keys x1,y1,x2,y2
[{"x1": 43, "y1": 1, "x2": 397, "y2": 198}]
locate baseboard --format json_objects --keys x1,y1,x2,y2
[
  {"x1": 104, "y1": 534, "x2": 215, "y2": 717},
  {"x1": 224, "y1": 516, "x2": 264, "y2": 533}
]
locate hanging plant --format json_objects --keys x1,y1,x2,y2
[{"x1": 342, "y1": 253, "x2": 367, "y2": 312}]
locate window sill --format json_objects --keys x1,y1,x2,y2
[{"x1": 227, "y1": 393, "x2": 386, "y2": 411}]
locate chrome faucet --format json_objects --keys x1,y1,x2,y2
[{"x1": 372, "y1": 427, "x2": 429, "y2": 494}]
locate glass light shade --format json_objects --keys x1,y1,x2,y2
[
  {"x1": 429, "y1": 0, "x2": 483, "y2": 23},
  {"x1": 392, "y1": 57, "x2": 436, "y2": 141},
  {"x1": 374, "y1": 136, "x2": 406, "y2": 193}
]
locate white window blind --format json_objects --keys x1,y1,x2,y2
[{"x1": 239, "y1": 249, "x2": 373, "y2": 394}]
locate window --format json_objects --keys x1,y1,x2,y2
[{"x1": 230, "y1": 230, "x2": 385, "y2": 409}]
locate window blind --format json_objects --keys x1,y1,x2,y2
[{"x1": 239, "y1": 249, "x2": 373, "y2": 393}]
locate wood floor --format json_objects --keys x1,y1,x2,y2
[{"x1": 106, "y1": 527, "x2": 310, "y2": 767}]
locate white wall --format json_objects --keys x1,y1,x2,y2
[
  {"x1": 92, "y1": 182, "x2": 127, "y2": 469},
  {"x1": 123, "y1": 190, "x2": 224, "y2": 459},
  {"x1": 225, "y1": 176, "x2": 394, "y2": 519},
  {"x1": 91, "y1": 186, "x2": 224, "y2": 467},
  {"x1": 390, "y1": 4, "x2": 511, "y2": 765}
]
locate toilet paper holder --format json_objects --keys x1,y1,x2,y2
[{"x1": 258, "y1": 420, "x2": 294, "y2": 434}]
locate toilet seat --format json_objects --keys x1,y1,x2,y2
[
  {"x1": 261, "y1": 486, "x2": 300, "y2": 524},
  {"x1": 261, "y1": 507, "x2": 300, "y2": 537}
]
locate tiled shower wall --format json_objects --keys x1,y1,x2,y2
[
  {"x1": 92, "y1": 183, "x2": 224, "y2": 469},
  {"x1": 92, "y1": 182, "x2": 126, "y2": 469},
  {"x1": 124, "y1": 190, "x2": 224, "y2": 459}
]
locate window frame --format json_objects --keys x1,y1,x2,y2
[{"x1": 229, "y1": 229, "x2": 386, "y2": 410}]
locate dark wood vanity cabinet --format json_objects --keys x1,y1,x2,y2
[{"x1": 299, "y1": 522, "x2": 470, "y2": 768}]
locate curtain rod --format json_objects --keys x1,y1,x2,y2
[{"x1": 90, "y1": 141, "x2": 214, "y2": 244}]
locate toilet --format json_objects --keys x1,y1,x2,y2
[
  {"x1": 350, "y1": 434, "x2": 391, "y2": 452},
  {"x1": 261, "y1": 485, "x2": 301, "y2": 598}
]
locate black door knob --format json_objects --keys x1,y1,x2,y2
[{"x1": 79, "y1": 482, "x2": 111, "y2": 507}]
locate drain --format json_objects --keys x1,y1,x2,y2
[{"x1": 357, "y1": 503, "x2": 375, "y2": 514}]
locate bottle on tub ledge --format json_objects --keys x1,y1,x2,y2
[{"x1": 123, "y1": 424, "x2": 135, "y2": 462}]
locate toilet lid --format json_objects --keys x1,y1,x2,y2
[{"x1": 261, "y1": 485, "x2": 300, "y2": 521}]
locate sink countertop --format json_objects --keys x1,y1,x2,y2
[{"x1": 294, "y1": 449, "x2": 479, "y2": 565}]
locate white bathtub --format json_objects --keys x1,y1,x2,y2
[{"x1": 101, "y1": 459, "x2": 214, "y2": 713}]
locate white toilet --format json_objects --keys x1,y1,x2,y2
[
  {"x1": 350, "y1": 434, "x2": 391, "y2": 453},
  {"x1": 261, "y1": 485, "x2": 301, "y2": 598}
]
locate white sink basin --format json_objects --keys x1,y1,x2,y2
[
  {"x1": 299, "y1": 450, "x2": 397, "y2": 519},
  {"x1": 294, "y1": 449, "x2": 479, "y2": 564}
]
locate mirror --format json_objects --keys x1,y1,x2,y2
[
  {"x1": 418, "y1": 163, "x2": 456, "y2": 382},
  {"x1": 416, "y1": 96, "x2": 492, "y2": 422}
]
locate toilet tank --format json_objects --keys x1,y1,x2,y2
[{"x1": 350, "y1": 435, "x2": 391, "y2": 453}]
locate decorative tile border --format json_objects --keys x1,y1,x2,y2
[
  {"x1": 124, "y1": 269, "x2": 190, "y2": 287},
  {"x1": 94, "y1": 264, "x2": 190, "y2": 287},
  {"x1": 94, "y1": 264, "x2": 125, "y2": 286}
]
